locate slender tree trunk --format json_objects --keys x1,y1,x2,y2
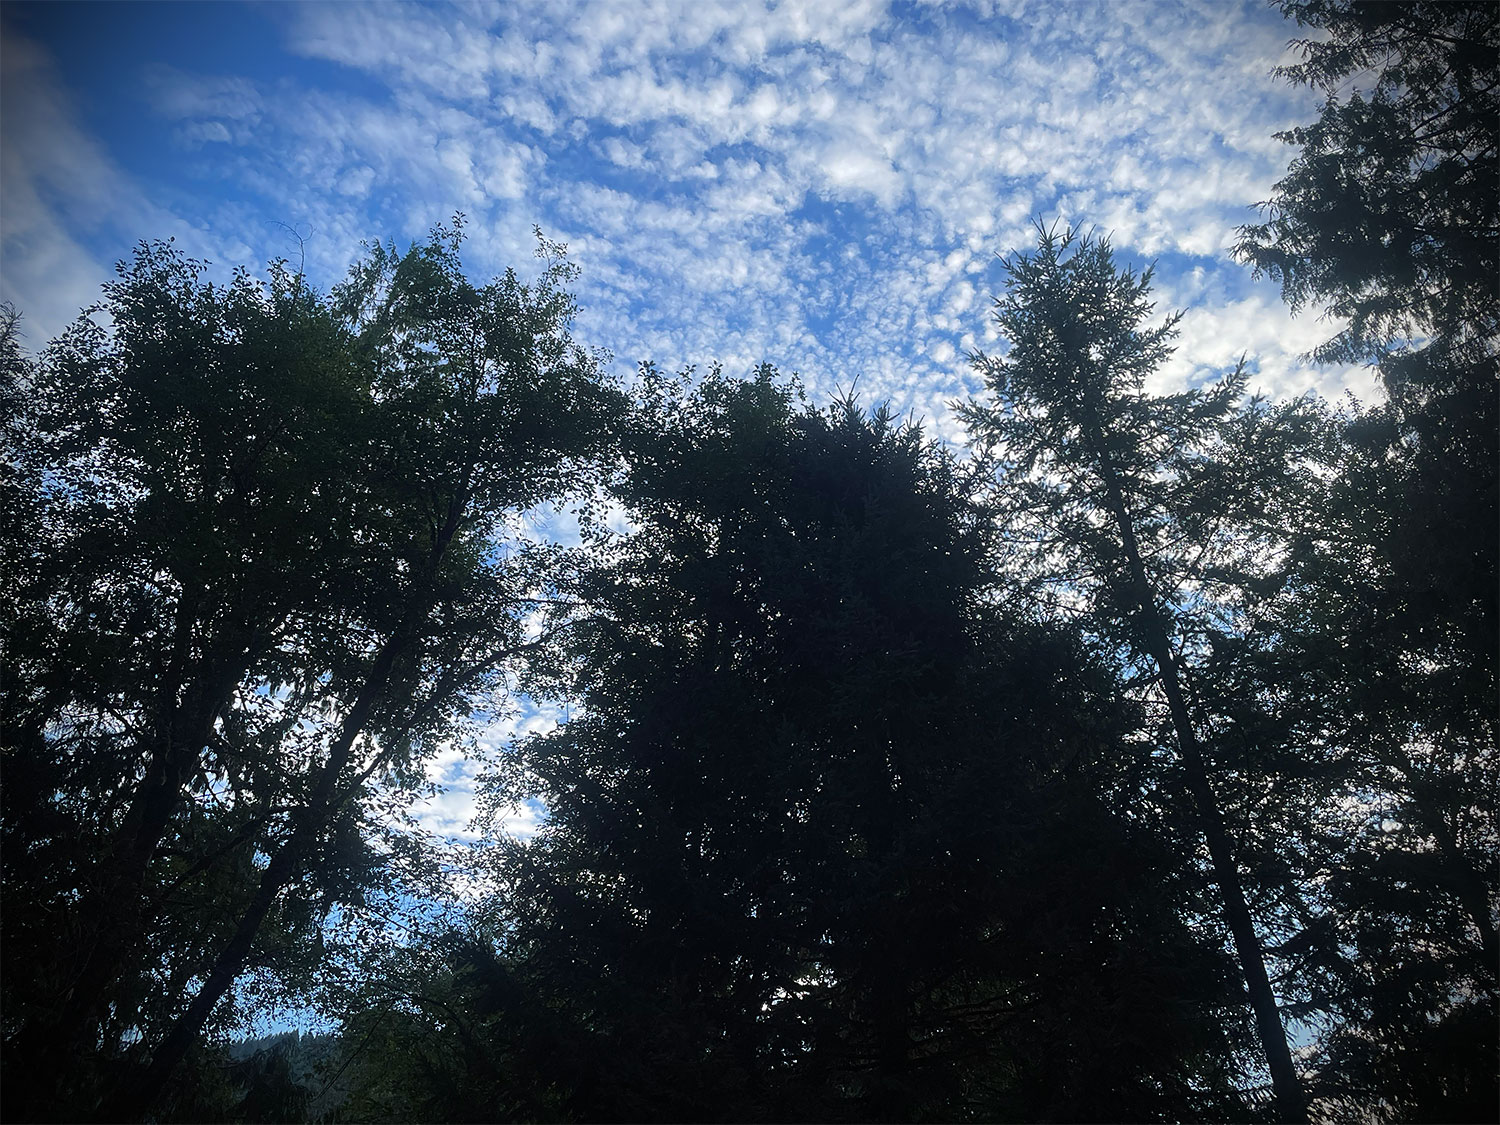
[
  {"x1": 1093, "y1": 450, "x2": 1308, "y2": 1124},
  {"x1": 1149, "y1": 641, "x2": 1308, "y2": 1122},
  {"x1": 101, "y1": 627, "x2": 405, "y2": 1122},
  {"x1": 104, "y1": 495, "x2": 469, "y2": 1121},
  {"x1": 7, "y1": 629, "x2": 247, "y2": 1119}
]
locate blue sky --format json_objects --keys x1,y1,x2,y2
[
  {"x1": 3, "y1": 0, "x2": 1371, "y2": 425},
  {"x1": 2, "y1": 0, "x2": 1371, "y2": 841}
]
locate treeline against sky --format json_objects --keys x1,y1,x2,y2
[{"x1": 1, "y1": 3, "x2": 1495, "y2": 1122}]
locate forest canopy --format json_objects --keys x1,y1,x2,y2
[{"x1": 0, "y1": 1, "x2": 1495, "y2": 1123}]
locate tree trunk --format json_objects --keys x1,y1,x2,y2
[
  {"x1": 6, "y1": 629, "x2": 248, "y2": 1119},
  {"x1": 104, "y1": 495, "x2": 469, "y2": 1121},
  {"x1": 1093, "y1": 449, "x2": 1308, "y2": 1124},
  {"x1": 100, "y1": 626, "x2": 404, "y2": 1122}
]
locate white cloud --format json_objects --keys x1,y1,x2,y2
[
  {"x1": 410, "y1": 701, "x2": 564, "y2": 843},
  {"x1": 177, "y1": 120, "x2": 233, "y2": 146},
  {"x1": 819, "y1": 142, "x2": 903, "y2": 205},
  {"x1": 144, "y1": 64, "x2": 263, "y2": 122},
  {"x1": 0, "y1": 34, "x2": 121, "y2": 338},
  {"x1": 0, "y1": 28, "x2": 307, "y2": 341},
  {"x1": 3, "y1": 0, "x2": 1394, "y2": 873},
  {"x1": 1155, "y1": 292, "x2": 1370, "y2": 403}
]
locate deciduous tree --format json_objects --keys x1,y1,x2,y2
[{"x1": 0, "y1": 222, "x2": 623, "y2": 1121}]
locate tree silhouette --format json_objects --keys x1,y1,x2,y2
[
  {"x1": 958, "y1": 226, "x2": 1329, "y2": 1122},
  {"x1": 349, "y1": 365, "x2": 1250, "y2": 1122},
  {"x1": 1232, "y1": 4, "x2": 1498, "y2": 1116},
  {"x1": 0, "y1": 223, "x2": 624, "y2": 1121}
]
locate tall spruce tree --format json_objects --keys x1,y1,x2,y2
[
  {"x1": 958, "y1": 227, "x2": 1326, "y2": 1122},
  {"x1": 1235, "y1": 0, "x2": 1497, "y2": 698},
  {"x1": 1232, "y1": 4, "x2": 1498, "y2": 1116}
]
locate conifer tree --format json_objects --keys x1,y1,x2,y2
[
  {"x1": 959, "y1": 227, "x2": 1320, "y2": 1122},
  {"x1": 1233, "y1": 4, "x2": 1498, "y2": 1115},
  {"x1": 362, "y1": 365, "x2": 1249, "y2": 1123}
]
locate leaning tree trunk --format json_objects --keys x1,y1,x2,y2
[
  {"x1": 102, "y1": 495, "x2": 470, "y2": 1122},
  {"x1": 101, "y1": 625, "x2": 406, "y2": 1122},
  {"x1": 8, "y1": 598, "x2": 257, "y2": 1120},
  {"x1": 1093, "y1": 448, "x2": 1308, "y2": 1124}
]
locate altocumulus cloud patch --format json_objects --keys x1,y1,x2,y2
[
  {"x1": 2, "y1": 0, "x2": 1368, "y2": 423},
  {"x1": 0, "y1": 0, "x2": 1372, "y2": 840}
]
